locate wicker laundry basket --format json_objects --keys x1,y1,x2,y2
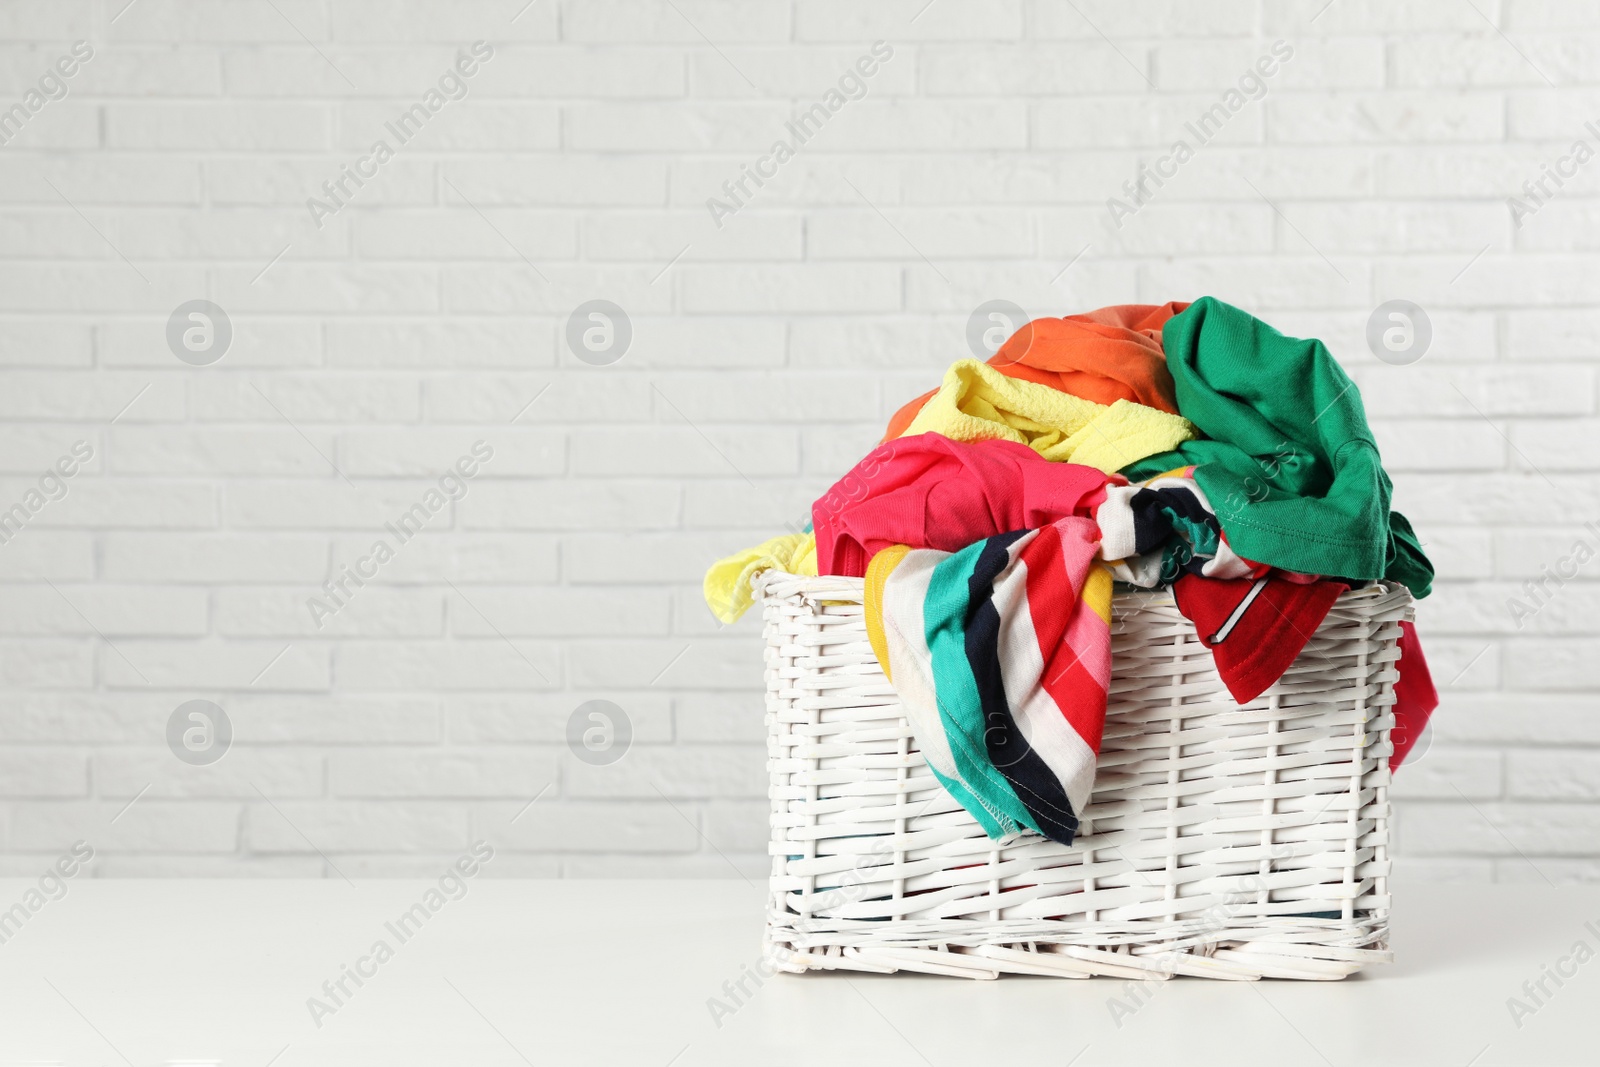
[{"x1": 758, "y1": 573, "x2": 1412, "y2": 981}]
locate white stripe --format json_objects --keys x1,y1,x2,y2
[
  {"x1": 1199, "y1": 535, "x2": 1257, "y2": 579},
  {"x1": 1095, "y1": 483, "x2": 1143, "y2": 561},
  {"x1": 987, "y1": 544, "x2": 1101, "y2": 819},
  {"x1": 878, "y1": 550, "x2": 966, "y2": 790},
  {"x1": 1109, "y1": 549, "x2": 1165, "y2": 588},
  {"x1": 1210, "y1": 576, "x2": 1270, "y2": 643},
  {"x1": 880, "y1": 545, "x2": 1024, "y2": 833}
]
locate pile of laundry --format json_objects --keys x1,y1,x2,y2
[{"x1": 704, "y1": 297, "x2": 1438, "y2": 846}]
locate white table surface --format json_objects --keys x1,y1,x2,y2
[{"x1": 0, "y1": 878, "x2": 1592, "y2": 1066}]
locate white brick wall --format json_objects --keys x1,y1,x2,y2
[{"x1": 0, "y1": 0, "x2": 1594, "y2": 882}]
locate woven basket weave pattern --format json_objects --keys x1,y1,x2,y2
[{"x1": 760, "y1": 574, "x2": 1411, "y2": 980}]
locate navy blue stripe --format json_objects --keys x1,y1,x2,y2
[
  {"x1": 963, "y1": 530, "x2": 1080, "y2": 845},
  {"x1": 1129, "y1": 486, "x2": 1220, "y2": 556}
]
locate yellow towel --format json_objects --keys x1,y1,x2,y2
[
  {"x1": 901, "y1": 359, "x2": 1195, "y2": 474},
  {"x1": 702, "y1": 531, "x2": 818, "y2": 624}
]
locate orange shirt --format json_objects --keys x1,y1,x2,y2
[{"x1": 883, "y1": 302, "x2": 1188, "y2": 442}]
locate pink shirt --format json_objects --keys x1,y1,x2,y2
[{"x1": 813, "y1": 434, "x2": 1118, "y2": 577}]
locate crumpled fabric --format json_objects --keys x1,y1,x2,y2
[
  {"x1": 1121, "y1": 297, "x2": 1433, "y2": 597},
  {"x1": 1171, "y1": 574, "x2": 1349, "y2": 705},
  {"x1": 882, "y1": 301, "x2": 1189, "y2": 441},
  {"x1": 896, "y1": 359, "x2": 1195, "y2": 473},
  {"x1": 701, "y1": 531, "x2": 816, "y2": 624},
  {"x1": 1095, "y1": 465, "x2": 1259, "y2": 587},
  {"x1": 813, "y1": 435, "x2": 1115, "y2": 579},
  {"x1": 865, "y1": 521, "x2": 1111, "y2": 845}
]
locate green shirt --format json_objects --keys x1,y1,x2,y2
[{"x1": 1121, "y1": 297, "x2": 1432, "y2": 598}]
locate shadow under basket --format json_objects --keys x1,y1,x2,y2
[{"x1": 758, "y1": 573, "x2": 1411, "y2": 981}]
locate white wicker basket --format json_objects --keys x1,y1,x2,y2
[{"x1": 759, "y1": 573, "x2": 1411, "y2": 981}]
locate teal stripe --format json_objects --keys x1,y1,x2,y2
[{"x1": 922, "y1": 539, "x2": 1040, "y2": 837}]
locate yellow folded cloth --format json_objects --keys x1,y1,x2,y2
[
  {"x1": 900, "y1": 359, "x2": 1195, "y2": 474},
  {"x1": 703, "y1": 531, "x2": 818, "y2": 624}
]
